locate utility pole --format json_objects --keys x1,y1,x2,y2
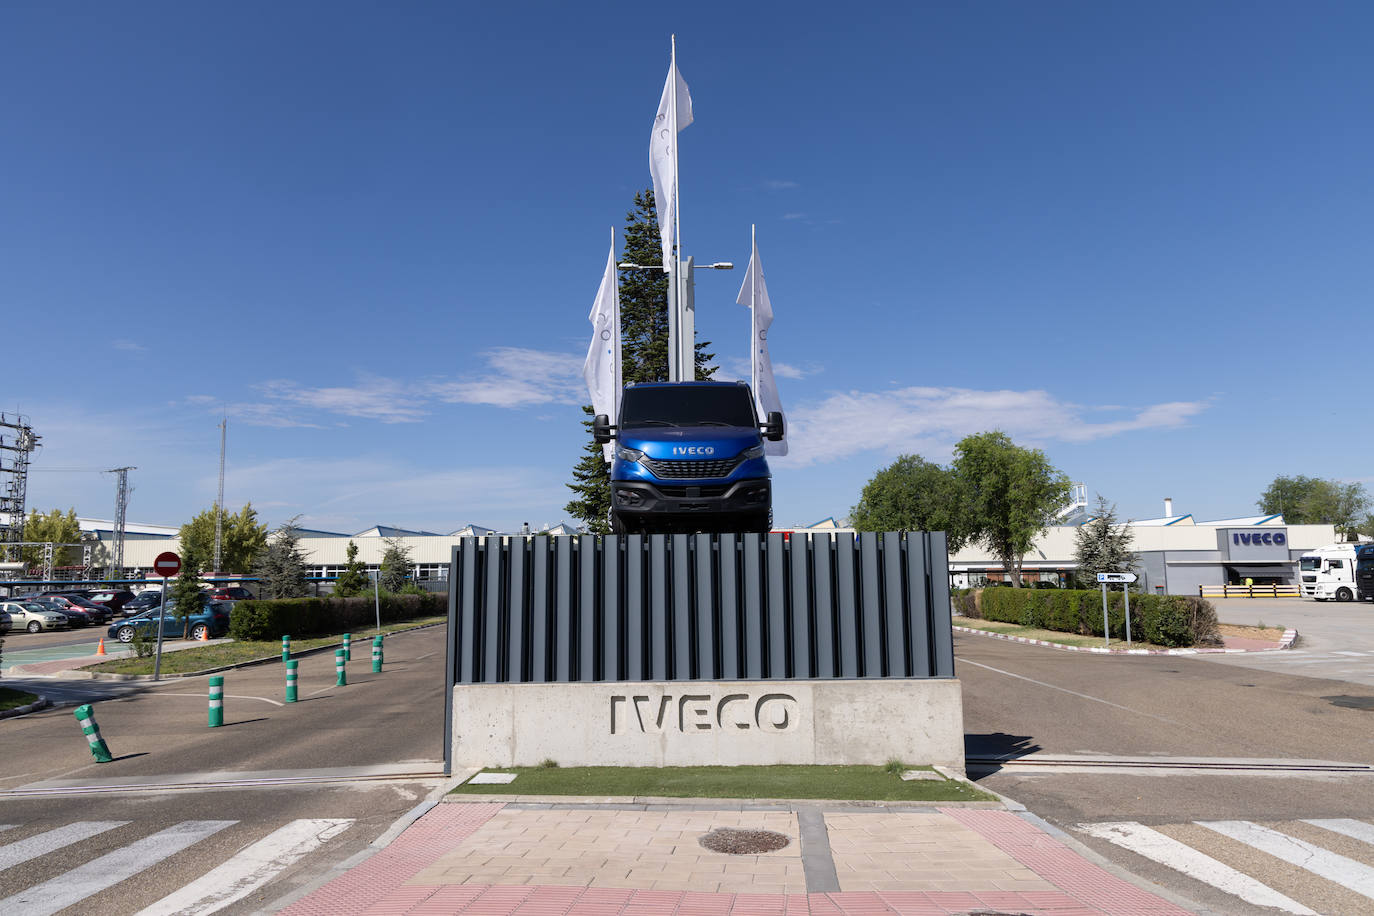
[
  {"x1": 0, "y1": 413, "x2": 40, "y2": 562},
  {"x1": 214, "y1": 417, "x2": 226, "y2": 574},
  {"x1": 107, "y1": 467, "x2": 135, "y2": 579}
]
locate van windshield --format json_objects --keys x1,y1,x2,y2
[
  {"x1": 1299, "y1": 557, "x2": 1320, "y2": 571},
  {"x1": 620, "y1": 386, "x2": 758, "y2": 429}
]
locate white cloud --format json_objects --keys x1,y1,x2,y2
[
  {"x1": 779, "y1": 386, "x2": 1209, "y2": 466},
  {"x1": 781, "y1": 212, "x2": 806, "y2": 220},
  {"x1": 113, "y1": 339, "x2": 146, "y2": 352},
  {"x1": 714, "y1": 358, "x2": 817, "y2": 382},
  {"x1": 227, "y1": 348, "x2": 585, "y2": 426}
]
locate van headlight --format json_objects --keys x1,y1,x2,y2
[
  {"x1": 615, "y1": 445, "x2": 645, "y2": 462},
  {"x1": 741, "y1": 445, "x2": 765, "y2": 460}
]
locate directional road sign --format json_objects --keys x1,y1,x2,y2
[
  {"x1": 153, "y1": 551, "x2": 182, "y2": 578},
  {"x1": 1097, "y1": 572, "x2": 1137, "y2": 583}
]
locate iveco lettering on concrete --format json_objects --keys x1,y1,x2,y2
[
  {"x1": 593, "y1": 380, "x2": 784, "y2": 534},
  {"x1": 1233, "y1": 532, "x2": 1287, "y2": 546}
]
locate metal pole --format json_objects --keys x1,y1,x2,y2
[
  {"x1": 1101, "y1": 582, "x2": 1109, "y2": 649},
  {"x1": 671, "y1": 34, "x2": 681, "y2": 381},
  {"x1": 153, "y1": 576, "x2": 168, "y2": 680},
  {"x1": 1123, "y1": 582, "x2": 1132, "y2": 648},
  {"x1": 373, "y1": 570, "x2": 381, "y2": 633}
]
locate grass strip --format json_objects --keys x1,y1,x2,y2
[
  {"x1": 0, "y1": 686, "x2": 40, "y2": 711},
  {"x1": 952, "y1": 616, "x2": 1175, "y2": 650},
  {"x1": 84, "y1": 615, "x2": 447, "y2": 675},
  {"x1": 450, "y1": 764, "x2": 995, "y2": 802}
]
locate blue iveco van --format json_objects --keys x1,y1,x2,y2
[{"x1": 593, "y1": 380, "x2": 785, "y2": 534}]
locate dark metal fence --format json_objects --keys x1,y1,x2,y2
[{"x1": 447, "y1": 532, "x2": 954, "y2": 684}]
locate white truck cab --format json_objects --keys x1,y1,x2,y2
[{"x1": 1299, "y1": 543, "x2": 1361, "y2": 601}]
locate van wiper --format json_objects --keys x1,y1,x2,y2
[
  {"x1": 628, "y1": 418, "x2": 676, "y2": 426},
  {"x1": 692, "y1": 420, "x2": 732, "y2": 426}
]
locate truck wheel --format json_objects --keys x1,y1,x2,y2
[{"x1": 1337, "y1": 587, "x2": 1353, "y2": 602}]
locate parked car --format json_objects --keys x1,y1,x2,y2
[
  {"x1": 88, "y1": 589, "x2": 136, "y2": 613},
  {"x1": 39, "y1": 593, "x2": 113, "y2": 625},
  {"x1": 29, "y1": 595, "x2": 94, "y2": 627},
  {"x1": 120, "y1": 590, "x2": 166, "y2": 615},
  {"x1": 205, "y1": 586, "x2": 254, "y2": 601},
  {"x1": 0, "y1": 600, "x2": 71, "y2": 633},
  {"x1": 107, "y1": 598, "x2": 232, "y2": 643},
  {"x1": 0, "y1": 609, "x2": 10, "y2": 635}
]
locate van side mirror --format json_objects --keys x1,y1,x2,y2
[
  {"x1": 592, "y1": 414, "x2": 615, "y2": 444},
  {"x1": 763, "y1": 411, "x2": 785, "y2": 442}
]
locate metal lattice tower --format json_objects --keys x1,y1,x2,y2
[
  {"x1": 107, "y1": 466, "x2": 135, "y2": 578},
  {"x1": 0, "y1": 413, "x2": 41, "y2": 562}
]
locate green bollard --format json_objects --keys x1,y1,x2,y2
[
  {"x1": 282, "y1": 635, "x2": 291, "y2": 664},
  {"x1": 343, "y1": 632, "x2": 351, "y2": 661},
  {"x1": 335, "y1": 648, "x2": 347, "y2": 686},
  {"x1": 285, "y1": 659, "x2": 298, "y2": 703},
  {"x1": 208, "y1": 676, "x2": 224, "y2": 727},
  {"x1": 74, "y1": 704, "x2": 113, "y2": 763},
  {"x1": 372, "y1": 637, "x2": 382, "y2": 673}
]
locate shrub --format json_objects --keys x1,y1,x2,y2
[
  {"x1": 950, "y1": 588, "x2": 980, "y2": 618},
  {"x1": 973, "y1": 586, "x2": 1216, "y2": 647},
  {"x1": 229, "y1": 592, "x2": 445, "y2": 641}
]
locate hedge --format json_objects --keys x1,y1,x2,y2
[
  {"x1": 228, "y1": 593, "x2": 446, "y2": 641},
  {"x1": 966, "y1": 587, "x2": 1219, "y2": 648}
]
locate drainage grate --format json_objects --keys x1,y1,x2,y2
[{"x1": 698, "y1": 827, "x2": 790, "y2": 855}]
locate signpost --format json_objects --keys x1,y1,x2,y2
[
  {"x1": 1097, "y1": 572, "x2": 1137, "y2": 649},
  {"x1": 152, "y1": 551, "x2": 181, "y2": 681}
]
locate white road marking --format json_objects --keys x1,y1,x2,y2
[
  {"x1": 0, "y1": 824, "x2": 15, "y2": 832},
  {"x1": 0, "y1": 820, "x2": 235, "y2": 916},
  {"x1": 0, "y1": 821, "x2": 128, "y2": 871},
  {"x1": 135, "y1": 818, "x2": 353, "y2": 916},
  {"x1": 1199, "y1": 820, "x2": 1374, "y2": 899},
  {"x1": 958, "y1": 658, "x2": 1186, "y2": 726},
  {"x1": 153, "y1": 693, "x2": 283, "y2": 707},
  {"x1": 1332, "y1": 651, "x2": 1368, "y2": 656},
  {"x1": 1304, "y1": 818, "x2": 1374, "y2": 847},
  {"x1": 1077, "y1": 822, "x2": 1316, "y2": 914}
]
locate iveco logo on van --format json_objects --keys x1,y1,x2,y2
[
  {"x1": 1234, "y1": 532, "x2": 1286, "y2": 546},
  {"x1": 672, "y1": 446, "x2": 715, "y2": 456}
]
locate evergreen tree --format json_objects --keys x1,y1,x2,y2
[
  {"x1": 170, "y1": 545, "x2": 205, "y2": 638},
  {"x1": 253, "y1": 519, "x2": 310, "y2": 599},
  {"x1": 333, "y1": 540, "x2": 370, "y2": 596},
  {"x1": 379, "y1": 538, "x2": 413, "y2": 592},
  {"x1": 1072, "y1": 496, "x2": 1138, "y2": 586},
  {"x1": 565, "y1": 190, "x2": 716, "y2": 531}
]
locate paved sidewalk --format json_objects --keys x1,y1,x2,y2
[{"x1": 282, "y1": 799, "x2": 1193, "y2": 915}]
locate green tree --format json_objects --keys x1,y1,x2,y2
[
  {"x1": 952, "y1": 431, "x2": 1072, "y2": 587},
  {"x1": 178, "y1": 503, "x2": 269, "y2": 573},
  {"x1": 333, "y1": 540, "x2": 371, "y2": 596},
  {"x1": 1258, "y1": 474, "x2": 1370, "y2": 539},
  {"x1": 19, "y1": 508, "x2": 83, "y2": 568},
  {"x1": 169, "y1": 545, "x2": 205, "y2": 638},
  {"x1": 1072, "y1": 496, "x2": 1138, "y2": 586},
  {"x1": 850, "y1": 455, "x2": 966, "y2": 546},
  {"x1": 379, "y1": 538, "x2": 412, "y2": 592},
  {"x1": 253, "y1": 520, "x2": 310, "y2": 599},
  {"x1": 565, "y1": 189, "x2": 716, "y2": 531}
]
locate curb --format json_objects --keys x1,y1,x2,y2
[
  {"x1": 0, "y1": 694, "x2": 52, "y2": 720},
  {"x1": 442, "y1": 792, "x2": 1007, "y2": 810},
  {"x1": 63, "y1": 621, "x2": 446, "y2": 681},
  {"x1": 952, "y1": 623, "x2": 1299, "y2": 655}
]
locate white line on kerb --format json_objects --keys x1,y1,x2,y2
[
  {"x1": 1199, "y1": 820, "x2": 1374, "y2": 900},
  {"x1": 1303, "y1": 818, "x2": 1374, "y2": 847},
  {"x1": 0, "y1": 821, "x2": 129, "y2": 872},
  {"x1": 958, "y1": 658, "x2": 1186, "y2": 726},
  {"x1": 135, "y1": 818, "x2": 353, "y2": 916},
  {"x1": 0, "y1": 820, "x2": 235, "y2": 916},
  {"x1": 1077, "y1": 822, "x2": 1316, "y2": 914}
]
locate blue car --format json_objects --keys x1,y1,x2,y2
[{"x1": 107, "y1": 598, "x2": 232, "y2": 643}]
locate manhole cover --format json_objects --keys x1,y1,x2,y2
[
  {"x1": 698, "y1": 827, "x2": 791, "y2": 855},
  {"x1": 1323, "y1": 695, "x2": 1374, "y2": 711}
]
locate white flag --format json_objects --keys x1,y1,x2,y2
[
  {"x1": 736, "y1": 237, "x2": 787, "y2": 456},
  {"x1": 583, "y1": 241, "x2": 621, "y2": 461},
  {"x1": 648, "y1": 52, "x2": 693, "y2": 270}
]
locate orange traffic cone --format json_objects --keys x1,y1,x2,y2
[
  {"x1": 199, "y1": 627, "x2": 209, "y2": 642},
  {"x1": 96, "y1": 638, "x2": 106, "y2": 656}
]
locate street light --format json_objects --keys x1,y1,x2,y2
[{"x1": 618, "y1": 260, "x2": 734, "y2": 380}]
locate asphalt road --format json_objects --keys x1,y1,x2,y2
[
  {"x1": 1201, "y1": 596, "x2": 1374, "y2": 688},
  {"x1": 958, "y1": 630, "x2": 1374, "y2": 915},
  {"x1": 0, "y1": 624, "x2": 450, "y2": 915}
]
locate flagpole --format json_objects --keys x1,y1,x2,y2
[
  {"x1": 750, "y1": 224, "x2": 758, "y2": 402},
  {"x1": 670, "y1": 34, "x2": 683, "y2": 381},
  {"x1": 611, "y1": 225, "x2": 621, "y2": 407}
]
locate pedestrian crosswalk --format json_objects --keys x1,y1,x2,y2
[
  {"x1": 0, "y1": 817, "x2": 353, "y2": 916},
  {"x1": 1078, "y1": 817, "x2": 1374, "y2": 915}
]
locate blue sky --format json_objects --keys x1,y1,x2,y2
[{"x1": 4, "y1": 2, "x2": 1372, "y2": 534}]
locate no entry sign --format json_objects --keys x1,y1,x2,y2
[{"x1": 153, "y1": 551, "x2": 182, "y2": 578}]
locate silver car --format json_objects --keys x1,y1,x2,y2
[{"x1": 0, "y1": 600, "x2": 71, "y2": 633}]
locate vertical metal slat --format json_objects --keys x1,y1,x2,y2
[
  {"x1": 928, "y1": 531, "x2": 956, "y2": 677},
  {"x1": 835, "y1": 535, "x2": 858, "y2": 678},
  {"x1": 766, "y1": 532, "x2": 788, "y2": 678},
  {"x1": 671, "y1": 534, "x2": 692, "y2": 679},
  {"x1": 859, "y1": 532, "x2": 883, "y2": 676},
  {"x1": 904, "y1": 532, "x2": 932, "y2": 677},
  {"x1": 506, "y1": 538, "x2": 527, "y2": 682},
  {"x1": 812, "y1": 534, "x2": 836, "y2": 678},
  {"x1": 649, "y1": 535, "x2": 669, "y2": 679},
  {"x1": 882, "y1": 532, "x2": 908, "y2": 677},
  {"x1": 789, "y1": 533, "x2": 812, "y2": 678},
  {"x1": 579, "y1": 535, "x2": 598, "y2": 681},
  {"x1": 458, "y1": 539, "x2": 480, "y2": 684},
  {"x1": 483, "y1": 539, "x2": 504, "y2": 681},
  {"x1": 718, "y1": 534, "x2": 740, "y2": 679},
  {"x1": 694, "y1": 533, "x2": 716, "y2": 680},
  {"x1": 554, "y1": 537, "x2": 574, "y2": 682},
  {"x1": 602, "y1": 535, "x2": 621, "y2": 681},
  {"x1": 742, "y1": 533, "x2": 764, "y2": 679},
  {"x1": 529, "y1": 537, "x2": 550, "y2": 682},
  {"x1": 625, "y1": 535, "x2": 644, "y2": 681}
]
